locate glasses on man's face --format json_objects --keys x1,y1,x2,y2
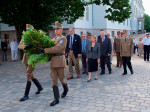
[{"x1": 82, "y1": 36, "x2": 86, "y2": 37}]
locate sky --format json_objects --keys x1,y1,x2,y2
[{"x1": 142, "y1": 0, "x2": 150, "y2": 16}]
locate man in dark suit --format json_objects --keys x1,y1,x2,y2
[
  {"x1": 98, "y1": 31, "x2": 112, "y2": 74},
  {"x1": 65, "y1": 27, "x2": 82, "y2": 80}
]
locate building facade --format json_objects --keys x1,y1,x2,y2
[
  {"x1": 0, "y1": 18, "x2": 16, "y2": 47},
  {"x1": 49, "y1": 0, "x2": 145, "y2": 37}
]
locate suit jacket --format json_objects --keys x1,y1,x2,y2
[
  {"x1": 65, "y1": 34, "x2": 82, "y2": 58},
  {"x1": 1, "y1": 41, "x2": 8, "y2": 51},
  {"x1": 120, "y1": 37, "x2": 134, "y2": 57},
  {"x1": 98, "y1": 36, "x2": 112, "y2": 57},
  {"x1": 114, "y1": 37, "x2": 121, "y2": 52},
  {"x1": 86, "y1": 42, "x2": 100, "y2": 59},
  {"x1": 18, "y1": 39, "x2": 28, "y2": 64},
  {"x1": 81, "y1": 39, "x2": 89, "y2": 54},
  {"x1": 44, "y1": 35, "x2": 67, "y2": 68}
]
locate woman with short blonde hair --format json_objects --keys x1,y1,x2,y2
[
  {"x1": 91, "y1": 35, "x2": 97, "y2": 42},
  {"x1": 86, "y1": 35, "x2": 100, "y2": 82}
]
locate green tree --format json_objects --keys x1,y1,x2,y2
[
  {"x1": 144, "y1": 13, "x2": 150, "y2": 32},
  {"x1": 0, "y1": 0, "x2": 131, "y2": 41}
]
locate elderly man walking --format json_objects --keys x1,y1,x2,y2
[
  {"x1": 98, "y1": 31, "x2": 112, "y2": 75},
  {"x1": 65, "y1": 27, "x2": 82, "y2": 80}
]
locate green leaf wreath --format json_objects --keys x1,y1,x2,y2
[{"x1": 22, "y1": 26, "x2": 55, "y2": 67}]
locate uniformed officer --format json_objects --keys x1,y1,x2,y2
[
  {"x1": 18, "y1": 24, "x2": 43, "y2": 101},
  {"x1": 142, "y1": 33, "x2": 150, "y2": 61},
  {"x1": 39, "y1": 22, "x2": 68, "y2": 106},
  {"x1": 120, "y1": 30, "x2": 134, "y2": 75},
  {"x1": 114, "y1": 31, "x2": 122, "y2": 67}
]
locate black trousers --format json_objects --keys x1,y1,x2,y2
[
  {"x1": 100, "y1": 56, "x2": 111, "y2": 72},
  {"x1": 2, "y1": 50, "x2": 7, "y2": 61},
  {"x1": 122, "y1": 57, "x2": 133, "y2": 73},
  {"x1": 134, "y1": 46, "x2": 136, "y2": 54},
  {"x1": 144, "y1": 45, "x2": 149, "y2": 61},
  {"x1": 81, "y1": 53, "x2": 88, "y2": 73}
]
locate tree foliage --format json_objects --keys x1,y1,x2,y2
[
  {"x1": 0, "y1": 0, "x2": 131, "y2": 40},
  {"x1": 84, "y1": 0, "x2": 131, "y2": 23},
  {"x1": 144, "y1": 13, "x2": 150, "y2": 32}
]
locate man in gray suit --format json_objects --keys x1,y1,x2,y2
[
  {"x1": 98, "y1": 31, "x2": 112, "y2": 74},
  {"x1": 81, "y1": 34, "x2": 88, "y2": 75}
]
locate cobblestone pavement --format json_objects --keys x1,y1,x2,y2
[{"x1": 0, "y1": 34, "x2": 150, "y2": 112}]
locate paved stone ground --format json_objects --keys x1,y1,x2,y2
[{"x1": 0, "y1": 34, "x2": 150, "y2": 112}]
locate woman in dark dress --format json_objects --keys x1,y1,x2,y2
[{"x1": 86, "y1": 35, "x2": 100, "y2": 82}]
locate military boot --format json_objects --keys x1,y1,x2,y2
[
  {"x1": 20, "y1": 81, "x2": 31, "y2": 101},
  {"x1": 50, "y1": 86, "x2": 60, "y2": 106},
  {"x1": 32, "y1": 79, "x2": 43, "y2": 94}
]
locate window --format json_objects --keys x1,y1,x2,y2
[
  {"x1": 86, "y1": 6, "x2": 89, "y2": 21},
  {"x1": 130, "y1": 19, "x2": 132, "y2": 27},
  {"x1": 4, "y1": 34, "x2": 8, "y2": 39},
  {"x1": 123, "y1": 21, "x2": 125, "y2": 26},
  {"x1": 134, "y1": 6, "x2": 135, "y2": 15},
  {"x1": 4, "y1": 34, "x2": 9, "y2": 44},
  {"x1": 136, "y1": 8, "x2": 137, "y2": 17}
]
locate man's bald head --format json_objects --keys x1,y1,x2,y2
[
  {"x1": 107, "y1": 33, "x2": 110, "y2": 38},
  {"x1": 69, "y1": 27, "x2": 75, "y2": 35}
]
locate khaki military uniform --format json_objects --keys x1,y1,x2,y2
[
  {"x1": 18, "y1": 39, "x2": 36, "y2": 81},
  {"x1": 114, "y1": 37, "x2": 122, "y2": 66},
  {"x1": 120, "y1": 37, "x2": 134, "y2": 57},
  {"x1": 120, "y1": 36, "x2": 134, "y2": 74},
  {"x1": 44, "y1": 35, "x2": 67, "y2": 86}
]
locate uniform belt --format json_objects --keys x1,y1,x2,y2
[{"x1": 53, "y1": 53, "x2": 64, "y2": 56}]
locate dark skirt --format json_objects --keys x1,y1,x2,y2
[{"x1": 88, "y1": 58, "x2": 98, "y2": 72}]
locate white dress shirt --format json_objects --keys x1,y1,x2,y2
[
  {"x1": 142, "y1": 37, "x2": 150, "y2": 45},
  {"x1": 10, "y1": 41, "x2": 18, "y2": 51},
  {"x1": 133, "y1": 39, "x2": 137, "y2": 46}
]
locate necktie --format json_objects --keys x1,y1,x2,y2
[
  {"x1": 70, "y1": 36, "x2": 72, "y2": 49},
  {"x1": 102, "y1": 37, "x2": 105, "y2": 42},
  {"x1": 82, "y1": 40, "x2": 85, "y2": 53}
]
